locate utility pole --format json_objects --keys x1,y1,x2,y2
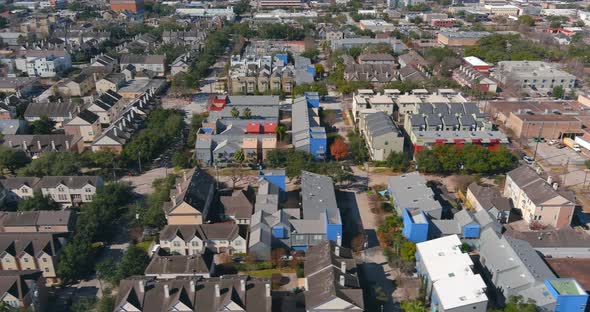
[
  {"x1": 138, "y1": 150, "x2": 142, "y2": 173},
  {"x1": 532, "y1": 122, "x2": 545, "y2": 161},
  {"x1": 562, "y1": 157, "x2": 570, "y2": 187}
]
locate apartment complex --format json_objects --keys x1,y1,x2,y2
[
  {"x1": 493, "y1": 61, "x2": 576, "y2": 91},
  {"x1": 120, "y1": 55, "x2": 166, "y2": 76},
  {"x1": 437, "y1": 31, "x2": 490, "y2": 47},
  {"x1": 110, "y1": 0, "x2": 144, "y2": 12},
  {"x1": 504, "y1": 166, "x2": 575, "y2": 229},
  {"x1": 14, "y1": 50, "x2": 71, "y2": 78}
]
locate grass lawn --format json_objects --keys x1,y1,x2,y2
[
  {"x1": 136, "y1": 240, "x2": 153, "y2": 252},
  {"x1": 239, "y1": 268, "x2": 294, "y2": 278}
]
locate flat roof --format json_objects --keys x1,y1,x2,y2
[
  {"x1": 416, "y1": 235, "x2": 473, "y2": 282},
  {"x1": 464, "y1": 56, "x2": 489, "y2": 67},
  {"x1": 546, "y1": 258, "x2": 590, "y2": 291},
  {"x1": 433, "y1": 274, "x2": 488, "y2": 310},
  {"x1": 548, "y1": 279, "x2": 585, "y2": 295}
]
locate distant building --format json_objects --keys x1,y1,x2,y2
[
  {"x1": 493, "y1": 61, "x2": 576, "y2": 91},
  {"x1": 0, "y1": 176, "x2": 103, "y2": 207},
  {"x1": 158, "y1": 224, "x2": 247, "y2": 255},
  {"x1": 437, "y1": 31, "x2": 490, "y2": 46},
  {"x1": 358, "y1": 110, "x2": 404, "y2": 161},
  {"x1": 359, "y1": 19, "x2": 396, "y2": 32},
  {"x1": 120, "y1": 55, "x2": 166, "y2": 76},
  {"x1": 162, "y1": 168, "x2": 215, "y2": 225},
  {"x1": 110, "y1": 0, "x2": 144, "y2": 13}
]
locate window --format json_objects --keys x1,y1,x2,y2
[
  {"x1": 44, "y1": 268, "x2": 49, "y2": 272},
  {"x1": 313, "y1": 235, "x2": 323, "y2": 241},
  {"x1": 191, "y1": 241, "x2": 199, "y2": 247},
  {"x1": 85, "y1": 188, "x2": 92, "y2": 193},
  {"x1": 234, "y1": 240, "x2": 241, "y2": 246},
  {"x1": 23, "y1": 258, "x2": 28, "y2": 263},
  {"x1": 173, "y1": 241, "x2": 181, "y2": 247},
  {"x1": 42, "y1": 258, "x2": 47, "y2": 263},
  {"x1": 384, "y1": 141, "x2": 389, "y2": 145},
  {"x1": 58, "y1": 187, "x2": 65, "y2": 192},
  {"x1": 21, "y1": 188, "x2": 28, "y2": 193}
]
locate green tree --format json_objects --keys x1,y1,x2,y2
[
  {"x1": 30, "y1": 116, "x2": 56, "y2": 134},
  {"x1": 400, "y1": 241, "x2": 417, "y2": 261},
  {"x1": 0, "y1": 146, "x2": 29, "y2": 173},
  {"x1": 490, "y1": 295, "x2": 537, "y2": 312},
  {"x1": 18, "y1": 192, "x2": 60, "y2": 211},
  {"x1": 17, "y1": 152, "x2": 86, "y2": 177},
  {"x1": 400, "y1": 299, "x2": 426, "y2": 312},
  {"x1": 242, "y1": 107, "x2": 252, "y2": 119},
  {"x1": 346, "y1": 131, "x2": 368, "y2": 164},
  {"x1": 550, "y1": 21, "x2": 562, "y2": 28},
  {"x1": 415, "y1": 149, "x2": 441, "y2": 173},
  {"x1": 553, "y1": 85, "x2": 565, "y2": 99},
  {"x1": 172, "y1": 151, "x2": 191, "y2": 168},
  {"x1": 517, "y1": 15, "x2": 535, "y2": 26},
  {"x1": 187, "y1": 113, "x2": 208, "y2": 147},
  {"x1": 231, "y1": 107, "x2": 240, "y2": 118},
  {"x1": 96, "y1": 295, "x2": 116, "y2": 312},
  {"x1": 113, "y1": 244, "x2": 150, "y2": 282},
  {"x1": 385, "y1": 151, "x2": 410, "y2": 171},
  {"x1": 276, "y1": 124, "x2": 287, "y2": 141}
]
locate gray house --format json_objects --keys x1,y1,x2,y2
[
  {"x1": 358, "y1": 110, "x2": 404, "y2": 161},
  {"x1": 388, "y1": 172, "x2": 443, "y2": 219}
]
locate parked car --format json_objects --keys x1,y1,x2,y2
[
  {"x1": 523, "y1": 156, "x2": 534, "y2": 164},
  {"x1": 548, "y1": 140, "x2": 558, "y2": 145},
  {"x1": 556, "y1": 143, "x2": 566, "y2": 149}
]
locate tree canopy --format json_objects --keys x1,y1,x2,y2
[{"x1": 416, "y1": 145, "x2": 517, "y2": 175}]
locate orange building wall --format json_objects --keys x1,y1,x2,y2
[{"x1": 110, "y1": 0, "x2": 144, "y2": 12}]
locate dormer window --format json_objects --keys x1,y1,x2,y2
[{"x1": 58, "y1": 187, "x2": 65, "y2": 192}]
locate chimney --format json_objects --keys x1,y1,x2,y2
[
  {"x1": 190, "y1": 280, "x2": 195, "y2": 292},
  {"x1": 113, "y1": 127, "x2": 118, "y2": 137},
  {"x1": 164, "y1": 284, "x2": 170, "y2": 298},
  {"x1": 240, "y1": 279, "x2": 245, "y2": 292},
  {"x1": 176, "y1": 182, "x2": 182, "y2": 194},
  {"x1": 51, "y1": 140, "x2": 56, "y2": 150},
  {"x1": 22, "y1": 141, "x2": 27, "y2": 151},
  {"x1": 215, "y1": 284, "x2": 220, "y2": 297},
  {"x1": 339, "y1": 275, "x2": 345, "y2": 287},
  {"x1": 118, "y1": 122, "x2": 123, "y2": 131},
  {"x1": 127, "y1": 114, "x2": 131, "y2": 122},
  {"x1": 552, "y1": 183, "x2": 559, "y2": 190},
  {"x1": 304, "y1": 278, "x2": 309, "y2": 290},
  {"x1": 183, "y1": 171, "x2": 187, "y2": 181},
  {"x1": 265, "y1": 284, "x2": 271, "y2": 297},
  {"x1": 336, "y1": 234, "x2": 342, "y2": 246},
  {"x1": 37, "y1": 140, "x2": 42, "y2": 151},
  {"x1": 8, "y1": 141, "x2": 12, "y2": 148},
  {"x1": 341, "y1": 261, "x2": 346, "y2": 273},
  {"x1": 335, "y1": 246, "x2": 340, "y2": 257},
  {"x1": 139, "y1": 280, "x2": 145, "y2": 292},
  {"x1": 547, "y1": 176, "x2": 553, "y2": 185},
  {"x1": 65, "y1": 140, "x2": 70, "y2": 150}
]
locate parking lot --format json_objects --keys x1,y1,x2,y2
[
  {"x1": 529, "y1": 141, "x2": 587, "y2": 167},
  {"x1": 527, "y1": 140, "x2": 590, "y2": 187}
]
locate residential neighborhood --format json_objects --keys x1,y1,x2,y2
[{"x1": 0, "y1": 0, "x2": 589, "y2": 311}]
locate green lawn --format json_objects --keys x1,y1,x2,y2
[{"x1": 136, "y1": 240, "x2": 153, "y2": 252}]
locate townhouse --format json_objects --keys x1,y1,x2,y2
[
  {"x1": 249, "y1": 171, "x2": 342, "y2": 260},
  {"x1": 64, "y1": 109, "x2": 102, "y2": 144},
  {"x1": 144, "y1": 254, "x2": 215, "y2": 279},
  {"x1": 120, "y1": 55, "x2": 166, "y2": 77},
  {"x1": 416, "y1": 235, "x2": 488, "y2": 312},
  {"x1": 158, "y1": 224, "x2": 247, "y2": 255},
  {"x1": 0, "y1": 232, "x2": 67, "y2": 284},
  {"x1": 358, "y1": 110, "x2": 404, "y2": 161},
  {"x1": 388, "y1": 172, "x2": 443, "y2": 219},
  {"x1": 292, "y1": 93, "x2": 327, "y2": 160},
  {"x1": 219, "y1": 191, "x2": 253, "y2": 225},
  {"x1": 114, "y1": 275, "x2": 272, "y2": 312},
  {"x1": 91, "y1": 89, "x2": 158, "y2": 153},
  {"x1": 504, "y1": 166, "x2": 575, "y2": 229},
  {"x1": 95, "y1": 73, "x2": 126, "y2": 93},
  {"x1": 0, "y1": 270, "x2": 47, "y2": 311},
  {"x1": 87, "y1": 90, "x2": 126, "y2": 125},
  {"x1": 479, "y1": 228, "x2": 588, "y2": 310},
  {"x1": 23, "y1": 99, "x2": 80, "y2": 128},
  {"x1": 0, "y1": 176, "x2": 103, "y2": 207},
  {"x1": 162, "y1": 168, "x2": 215, "y2": 225},
  {"x1": 195, "y1": 95, "x2": 280, "y2": 166},
  {"x1": 0, "y1": 211, "x2": 75, "y2": 233},
  {"x1": 303, "y1": 241, "x2": 364, "y2": 311},
  {"x1": 13, "y1": 49, "x2": 71, "y2": 78},
  {"x1": 3, "y1": 134, "x2": 84, "y2": 157}
]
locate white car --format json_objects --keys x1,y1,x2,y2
[
  {"x1": 548, "y1": 140, "x2": 558, "y2": 146},
  {"x1": 523, "y1": 156, "x2": 534, "y2": 164}
]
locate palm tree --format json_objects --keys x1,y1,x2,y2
[
  {"x1": 276, "y1": 124, "x2": 287, "y2": 141},
  {"x1": 242, "y1": 107, "x2": 252, "y2": 119},
  {"x1": 231, "y1": 107, "x2": 239, "y2": 118}
]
